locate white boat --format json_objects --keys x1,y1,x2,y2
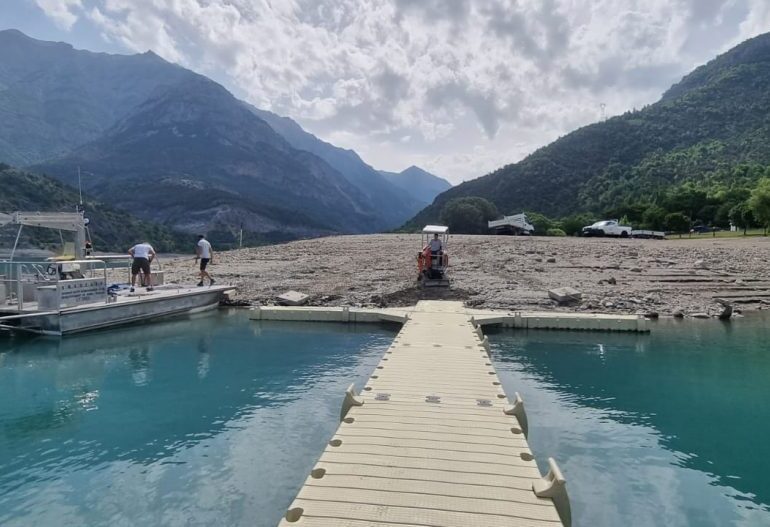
[
  {"x1": 0, "y1": 259, "x2": 233, "y2": 335},
  {"x1": 0, "y1": 211, "x2": 234, "y2": 335}
]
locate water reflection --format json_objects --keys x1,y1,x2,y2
[
  {"x1": 488, "y1": 315, "x2": 770, "y2": 527},
  {"x1": 0, "y1": 310, "x2": 396, "y2": 527}
]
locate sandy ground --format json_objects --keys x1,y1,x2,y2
[{"x1": 157, "y1": 234, "x2": 770, "y2": 318}]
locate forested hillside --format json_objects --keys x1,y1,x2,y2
[
  {"x1": 407, "y1": 32, "x2": 770, "y2": 232},
  {"x1": 0, "y1": 165, "x2": 189, "y2": 252}
]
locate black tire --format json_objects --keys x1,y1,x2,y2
[{"x1": 620, "y1": 230, "x2": 629, "y2": 238}]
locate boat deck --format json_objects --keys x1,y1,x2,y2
[
  {"x1": 277, "y1": 301, "x2": 571, "y2": 527},
  {"x1": 0, "y1": 285, "x2": 234, "y2": 335},
  {"x1": 0, "y1": 284, "x2": 232, "y2": 315}
]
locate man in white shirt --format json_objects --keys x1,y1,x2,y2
[
  {"x1": 195, "y1": 234, "x2": 215, "y2": 286},
  {"x1": 429, "y1": 233, "x2": 443, "y2": 254},
  {"x1": 128, "y1": 242, "x2": 156, "y2": 293}
]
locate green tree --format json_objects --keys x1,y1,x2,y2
[
  {"x1": 663, "y1": 212, "x2": 691, "y2": 233},
  {"x1": 641, "y1": 205, "x2": 667, "y2": 230},
  {"x1": 748, "y1": 178, "x2": 770, "y2": 233},
  {"x1": 524, "y1": 212, "x2": 559, "y2": 236},
  {"x1": 729, "y1": 202, "x2": 755, "y2": 235},
  {"x1": 440, "y1": 197, "x2": 498, "y2": 234},
  {"x1": 561, "y1": 213, "x2": 598, "y2": 236}
]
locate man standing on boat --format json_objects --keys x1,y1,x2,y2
[
  {"x1": 195, "y1": 234, "x2": 215, "y2": 287},
  {"x1": 128, "y1": 241, "x2": 156, "y2": 293}
]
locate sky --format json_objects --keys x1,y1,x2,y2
[{"x1": 2, "y1": 0, "x2": 770, "y2": 184}]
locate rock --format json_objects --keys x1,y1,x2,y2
[
  {"x1": 644, "y1": 312, "x2": 660, "y2": 319},
  {"x1": 276, "y1": 290, "x2": 309, "y2": 306},
  {"x1": 690, "y1": 312, "x2": 710, "y2": 319},
  {"x1": 718, "y1": 304, "x2": 733, "y2": 320},
  {"x1": 603, "y1": 300, "x2": 615, "y2": 308},
  {"x1": 694, "y1": 259, "x2": 708, "y2": 269},
  {"x1": 546, "y1": 257, "x2": 556, "y2": 263},
  {"x1": 630, "y1": 267, "x2": 642, "y2": 273},
  {"x1": 673, "y1": 310, "x2": 685, "y2": 319},
  {"x1": 549, "y1": 287, "x2": 583, "y2": 304},
  {"x1": 607, "y1": 277, "x2": 617, "y2": 285}
]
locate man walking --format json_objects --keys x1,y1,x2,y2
[
  {"x1": 195, "y1": 234, "x2": 215, "y2": 286},
  {"x1": 128, "y1": 241, "x2": 156, "y2": 293}
]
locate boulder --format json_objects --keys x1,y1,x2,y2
[
  {"x1": 548, "y1": 287, "x2": 582, "y2": 304},
  {"x1": 718, "y1": 304, "x2": 733, "y2": 320},
  {"x1": 276, "y1": 290, "x2": 310, "y2": 306}
]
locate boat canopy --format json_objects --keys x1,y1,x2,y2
[{"x1": 422, "y1": 225, "x2": 449, "y2": 235}]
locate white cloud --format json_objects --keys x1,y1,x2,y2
[
  {"x1": 31, "y1": 0, "x2": 770, "y2": 183},
  {"x1": 34, "y1": 0, "x2": 82, "y2": 30}
]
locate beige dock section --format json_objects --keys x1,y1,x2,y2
[{"x1": 276, "y1": 301, "x2": 572, "y2": 527}]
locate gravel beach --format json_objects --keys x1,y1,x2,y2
[{"x1": 159, "y1": 234, "x2": 770, "y2": 317}]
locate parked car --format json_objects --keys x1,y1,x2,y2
[
  {"x1": 582, "y1": 220, "x2": 632, "y2": 237},
  {"x1": 691, "y1": 225, "x2": 720, "y2": 234}
]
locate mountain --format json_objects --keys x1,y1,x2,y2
[
  {"x1": 0, "y1": 29, "x2": 190, "y2": 167},
  {"x1": 0, "y1": 164, "x2": 188, "y2": 252},
  {"x1": 249, "y1": 108, "x2": 426, "y2": 226},
  {"x1": 0, "y1": 29, "x2": 423, "y2": 239},
  {"x1": 32, "y1": 75, "x2": 385, "y2": 237},
  {"x1": 380, "y1": 166, "x2": 451, "y2": 205},
  {"x1": 406, "y1": 32, "x2": 770, "y2": 228}
]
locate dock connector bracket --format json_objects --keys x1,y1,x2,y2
[
  {"x1": 533, "y1": 457, "x2": 571, "y2": 527},
  {"x1": 503, "y1": 391, "x2": 529, "y2": 438},
  {"x1": 340, "y1": 383, "x2": 364, "y2": 421}
]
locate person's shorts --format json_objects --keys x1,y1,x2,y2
[
  {"x1": 200, "y1": 258, "x2": 210, "y2": 271},
  {"x1": 131, "y1": 257, "x2": 151, "y2": 275}
]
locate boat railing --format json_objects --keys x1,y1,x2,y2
[{"x1": 0, "y1": 259, "x2": 109, "y2": 312}]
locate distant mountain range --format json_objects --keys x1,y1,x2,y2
[
  {"x1": 380, "y1": 166, "x2": 451, "y2": 206},
  {"x1": 0, "y1": 29, "x2": 449, "y2": 242},
  {"x1": 407, "y1": 31, "x2": 770, "y2": 228}
]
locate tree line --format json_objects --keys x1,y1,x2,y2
[{"x1": 439, "y1": 164, "x2": 770, "y2": 236}]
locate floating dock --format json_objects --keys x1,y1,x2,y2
[
  {"x1": 270, "y1": 300, "x2": 590, "y2": 527},
  {"x1": 250, "y1": 303, "x2": 648, "y2": 332}
]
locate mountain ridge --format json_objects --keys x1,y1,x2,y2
[
  {"x1": 0, "y1": 29, "x2": 445, "y2": 239},
  {"x1": 380, "y1": 166, "x2": 452, "y2": 206},
  {"x1": 406, "y1": 31, "x2": 770, "y2": 229}
]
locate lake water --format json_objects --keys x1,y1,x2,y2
[
  {"x1": 0, "y1": 310, "x2": 397, "y2": 527},
  {"x1": 488, "y1": 314, "x2": 770, "y2": 527},
  {"x1": 2, "y1": 310, "x2": 769, "y2": 527}
]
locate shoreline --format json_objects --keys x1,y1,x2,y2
[{"x1": 154, "y1": 234, "x2": 769, "y2": 320}]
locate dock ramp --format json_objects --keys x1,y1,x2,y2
[{"x1": 278, "y1": 301, "x2": 571, "y2": 526}]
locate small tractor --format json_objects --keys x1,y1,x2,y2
[{"x1": 417, "y1": 225, "x2": 450, "y2": 288}]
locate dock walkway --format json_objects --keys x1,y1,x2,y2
[{"x1": 278, "y1": 301, "x2": 571, "y2": 526}]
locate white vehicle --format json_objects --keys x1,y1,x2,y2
[
  {"x1": 582, "y1": 220, "x2": 632, "y2": 237},
  {"x1": 488, "y1": 213, "x2": 535, "y2": 235}
]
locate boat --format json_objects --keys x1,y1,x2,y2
[{"x1": 0, "y1": 211, "x2": 234, "y2": 335}]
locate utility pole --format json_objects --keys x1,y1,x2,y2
[
  {"x1": 239, "y1": 222, "x2": 243, "y2": 248},
  {"x1": 600, "y1": 103, "x2": 607, "y2": 121},
  {"x1": 77, "y1": 166, "x2": 83, "y2": 210}
]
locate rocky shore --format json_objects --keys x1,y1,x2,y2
[{"x1": 160, "y1": 234, "x2": 770, "y2": 318}]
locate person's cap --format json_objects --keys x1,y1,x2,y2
[{"x1": 197, "y1": 234, "x2": 204, "y2": 239}]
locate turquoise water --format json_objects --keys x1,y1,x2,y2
[
  {"x1": 0, "y1": 311, "x2": 396, "y2": 527},
  {"x1": 489, "y1": 315, "x2": 770, "y2": 527},
  {"x1": 4, "y1": 310, "x2": 770, "y2": 527}
]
